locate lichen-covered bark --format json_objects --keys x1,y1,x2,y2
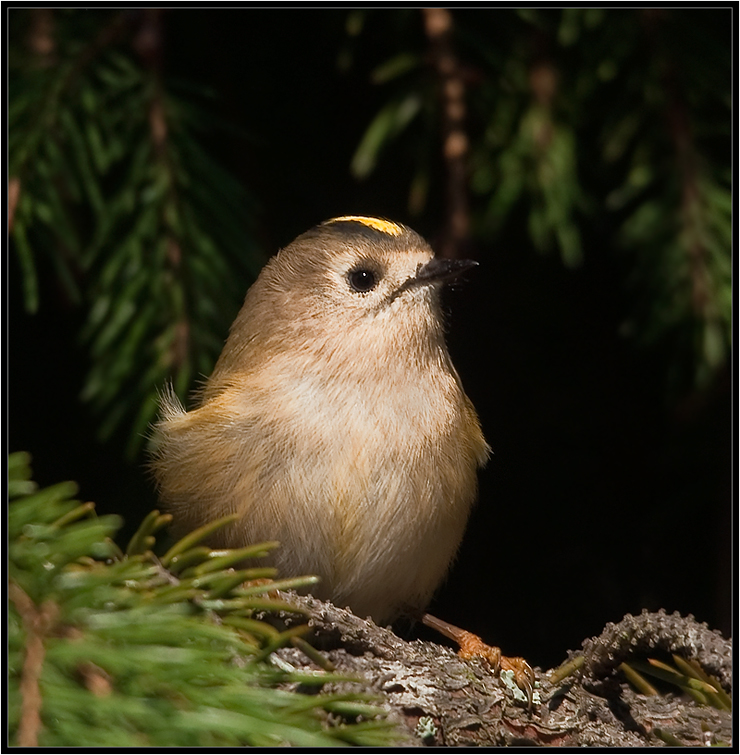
[{"x1": 272, "y1": 595, "x2": 732, "y2": 747}]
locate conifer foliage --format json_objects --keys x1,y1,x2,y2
[
  {"x1": 9, "y1": 9, "x2": 263, "y2": 455},
  {"x1": 8, "y1": 452, "x2": 400, "y2": 747},
  {"x1": 349, "y1": 8, "x2": 731, "y2": 393}
]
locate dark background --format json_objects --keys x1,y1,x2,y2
[{"x1": 8, "y1": 8, "x2": 733, "y2": 671}]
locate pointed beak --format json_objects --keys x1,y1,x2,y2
[
  {"x1": 389, "y1": 257, "x2": 478, "y2": 304},
  {"x1": 414, "y1": 258, "x2": 479, "y2": 285}
]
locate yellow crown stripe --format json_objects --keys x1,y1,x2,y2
[{"x1": 325, "y1": 216, "x2": 405, "y2": 236}]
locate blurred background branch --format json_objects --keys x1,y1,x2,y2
[
  {"x1": 8, "y1": 8, "x2": 264, "y2": 456},
  {"x1": 350, "y1": 8, "x2": 730, "y2": 394},
  {"x1": 421, "y1": 7, "x2": 470, "y2": 259}
]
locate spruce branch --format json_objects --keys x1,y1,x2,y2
[
  {"x1": 9, "y1": 9, "x2": 264, "y2": 454},
  {"x1": 7, "y1": 452, "x2": 403, "y2": 747},
  {"x1": 349, "y1": 8, "x2": 729, "y2": 393}
]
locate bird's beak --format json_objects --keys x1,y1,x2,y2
[
  {"x1": 414, "y1": 258, "x2": 479, "y2": 285},
  {"x1": 389, "y1": 257, "x2": 478, "y2": 303}
]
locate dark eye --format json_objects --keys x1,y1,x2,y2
[{"x1": 347, "y1": 267, "x2": 379, "y2": 293}]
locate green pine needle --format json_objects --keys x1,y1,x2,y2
[{"x1": 8, "y1": 452, "x2": 403, "y2": 748}]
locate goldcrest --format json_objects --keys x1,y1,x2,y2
[{"x1": 152, "y1": 216, "x2": 489, "y2": 624}]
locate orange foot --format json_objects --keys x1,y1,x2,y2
[{"x1": 422, "y1": 613, "x2": 536, "y2": 710}]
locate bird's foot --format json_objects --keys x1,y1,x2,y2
[{"x1": 422, "y1": 613, "x2": 536, "y2": 710}]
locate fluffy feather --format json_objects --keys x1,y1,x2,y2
[{"x1": 151, "y1": 217, "x2": 489, "y2": 624}]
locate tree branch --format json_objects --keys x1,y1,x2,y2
[
  {"x1": 422, "y1": 8, "x2": 470, "y2": 259},
  {"x1": 9, "y1": 582, "x2": 60, "y2": 747},
  {"x1": 269, "y1": 595, "x2": 732, "y2": 747}
]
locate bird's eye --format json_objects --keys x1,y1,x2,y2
[{"x1": 347, "y1": 267, "x2": 379, "y2": 293}]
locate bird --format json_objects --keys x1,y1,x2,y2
[{"x1": 151, "y1": 215, "x2": 489, "y2": 625}]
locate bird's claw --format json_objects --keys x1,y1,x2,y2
[
  {"x1": 421, "y1": 613, "x2": 536, "y2": 710},
  {"x1": 500, "y1": 655, "x2": 536, "y2": 711}
]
